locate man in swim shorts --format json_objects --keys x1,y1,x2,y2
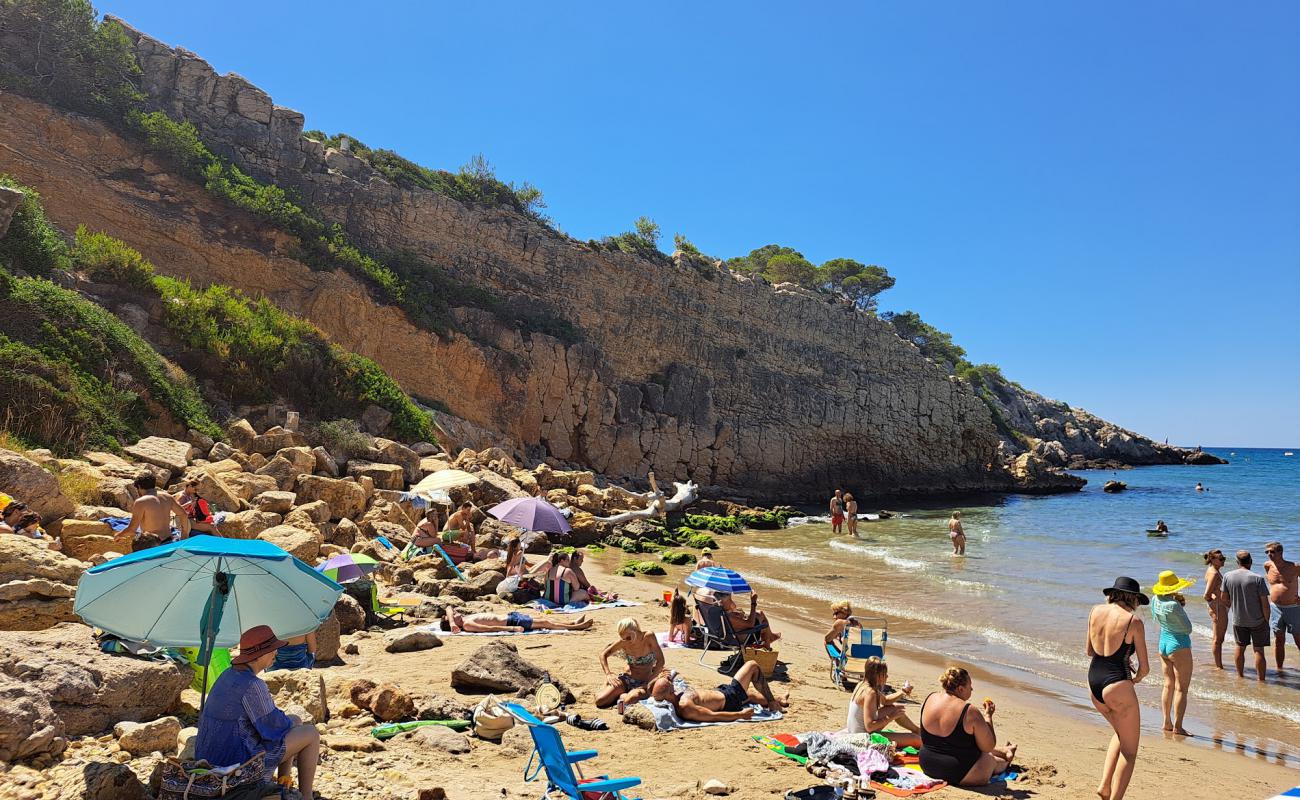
[
  {"x1": 1224, "y1": 550, "x2": 1271, "y2": 681},
  {"x1": 441, "y1": 608, "x2": 593, "y2": 633},
  {"x1": 829, "y1": 489, "x2": 845, "y2": 534},
  {"x1": 1265, "y1": 541, "x2": 1300, "y2": 672},
  {"x1": 649, "y1": 662, "x2": 788, "y2": 722}
]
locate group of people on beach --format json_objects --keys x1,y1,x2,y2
[
  {"x1": 827, "y1": 488, "x2": 860, "y2": 537},
  {"x1": 0, "y1": 492, "x2": 58, "y2": 549}
]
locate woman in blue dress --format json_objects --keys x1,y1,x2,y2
[{"x1": 194, "y1": 625, "x2": 321, "y2": 798}]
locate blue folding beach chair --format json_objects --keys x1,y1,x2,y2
[
  {"x1": 503, "y1": 702, "x2": 641, "y2": 800},
  {"x1": 827, "y1": 616, "x2": 888, "y2": 689}
]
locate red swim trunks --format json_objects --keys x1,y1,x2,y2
[{"x1": 831, "y1": 514, "x2": 845, "y2": 525}]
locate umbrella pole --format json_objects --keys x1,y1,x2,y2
[{"x1": 201, "y1": 659, "x2": 210, "y2": 710}]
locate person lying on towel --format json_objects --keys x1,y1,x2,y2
[
  {"x1": 649, "y1": 662, "x2": 789, "y2": 722},
  {"x1": 440, "y1": 607, "x2": 593, "y2": 633}
]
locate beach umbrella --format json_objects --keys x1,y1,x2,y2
[
  {"x1": 685, "y1": 566, "x2": 752, "y2": 594},
  {"x1": 74, "y1": 536, "x2": 342, "y2": 704},
  {"x1": 488, "y1": 497, "x2": 572, "y2": 534},
  {"x1": 316, "y1": 552, "x2": 381, "y2": 584}
]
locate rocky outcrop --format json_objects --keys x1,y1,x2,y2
[
  {"x1": 0, "y1": 672, "x2": 67, "y2": 763},
  {"x1": 0, "y1": 536, "x2": 84, "y2": 631},
  {"x1": 0, "y1": 449, "x2": 74, "y2": 521},
  {"x1": 450, "y1": 641, "x2": 568, "y2": 697},
  {"x1": 0, "y1": 624, "x2": 190, "y2": 735}
]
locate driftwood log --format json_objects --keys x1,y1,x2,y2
[{"x1": 592, "y1": 472, "x2": 699, "y2": 523}]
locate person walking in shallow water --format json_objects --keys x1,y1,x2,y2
[
  {"x1": 844, "y1": 494, "x2": 859, "y2": 538},
  {"x1": 1224, "y1": 550, "x2": 1271, "y2": 682},
  {"x1": 1202, "y1": 550, "x2": 1229, "y2": 669},
  {"x1": 948, "y1": 512, "x2": 966, "y2": 555},
  {"x1": 1150, "y1": 571, "x2": 1195, "y2": 736},
  {"x1": 1264, "y1": 541, "x2": 1300, "y2": 673},
  {"x1": 829, "y1": 489, "x2": 845, "y2": 534},
  {"x1": 1087, "y1": 577, "x2": 1150, "y2": 800}
]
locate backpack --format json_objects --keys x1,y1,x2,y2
[{"x1": 472, "y1": 695, "x2": 516, "y2": 740}]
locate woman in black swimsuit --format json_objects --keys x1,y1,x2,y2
[
  {"x1": 1087, "y1": 577, "x2": 1150, "y2": 800},
  {"x1": 918, "y1": 667, "x2": 1016, "y2": 786}
]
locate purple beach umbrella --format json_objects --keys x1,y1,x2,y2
[
  {"x1": 488, "y1": 497, "x2": 572, "y2": 534},
  {"x1": 316, "y1": 552, "x2": 380, "y2": 584}
]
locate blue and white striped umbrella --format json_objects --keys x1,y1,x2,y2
[{"x1": 684, "y1": 566, "x2": 752, "y2": 593}]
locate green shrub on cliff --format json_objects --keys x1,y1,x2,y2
[
  {"x1": 0, "y1": 267, "x2": 218, "y2": 454},
  {"x1": 881, "y1": 310, "x2": 969, "y2": 372},
  {"x1": 73, "y1": 226, "x2": 155, "y2": 290},
  {"x1": 0, "y1": 176, "x2": 69, "y2": 276},
  {"x1": 724, "y1": 245, "x2": 895, "y2": 309}
]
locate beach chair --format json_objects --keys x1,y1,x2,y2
[
  {"x1": 503, "y1": 702, "x2": 641, "y2": 800},
  {"x1": 369, "y1": 582, "x2": 416, "y2": 623},
  {"x1": 828, "y1": 617, "x2": 888, "y2": 688},
  {"x1": 694, "y1": 600, "x2": 766, "y2": 670}
]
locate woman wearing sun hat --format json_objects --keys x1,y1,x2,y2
[
  {"x1": 1086, "y1": 576, "x2": 1150, "y2": 800},
  {"x1": 1151, "y1": 570, "x2": 1196, "y2": 737},
  {"x1": 194, "y1": 625, "x2": 320, "y2": 799}
]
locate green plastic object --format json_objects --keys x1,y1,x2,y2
[
  {"x1": 179, "y1": 646, "x2": 231, "y2": 693},
  {"x1": 370, "y1": 719, "x2": 470, "y2": 740}
]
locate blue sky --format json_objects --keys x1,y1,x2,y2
[{"x1": 100, "y1": 1, "x2": 1300, "y2": 447}]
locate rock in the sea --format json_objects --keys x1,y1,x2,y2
[
  {"x1": 297, "y1": 475, "x2": 367, "y2": 521},
  {"x1": 1184, "y1": 450, "x2": 1227, "y2": 465},
  {"x1": 263, "y1": 669, "x2": 328, "y2": 723},
  {"x1": 114, "y1": 715, "x2": 181, "y2": 756},
  {"x1": 0, "y1": 448, "x2": 75, "y2": 521},
  {"x1": 350, "y1": 679, "x2": 415, "y2": 722},
  {"x1": 1103, "y1": 480, "x2": 1128, "y2": 493},
  {"x1": 257, "y1": 524, "x2": 322, "y2": 561},
  {"x1": 124, "y1": 436, "x2": 195, "y2": 476},
  {"x1": 0, "y1": 624, "x2": 190, "y2": 735},
  {"x1": 0, "y1": 536, "x2": 84, "y2": 630},
  {"x1": 406, "y1": 723, "x2": 470, "y2": 753},
  {"x1": 384, "y1": 629, "x2": 442, "y2": 653},
  {"x1": 451, "y1": 641, "x2": 563, "y2": 696},
  {"x1": 0, "y1": 671, "x2": 67, "y2": 763}
]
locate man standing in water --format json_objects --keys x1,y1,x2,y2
[
  {"x1": 1264, "y1": 541, "x2": 1299, "y2": 672},
  {"x1": 829, "y1": 489, "x2": 845, "y2": 534},
  {"x1": 1224, "y1": 550, "x2": 1271, "y2": 681},
  {"x1": 126, "y1": 473, "x2": 191, "y2": 551}
]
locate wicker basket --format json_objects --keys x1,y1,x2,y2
[{"x1": 743, "y1": 647, "x2": 779, "y2": 677}]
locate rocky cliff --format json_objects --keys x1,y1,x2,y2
[{"x1": 0, "y1": 16, "x2": 1200, "y2": 498}]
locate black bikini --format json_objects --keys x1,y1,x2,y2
[
  {"x1": 918, "y1": 695, "x2": 983, "y2": 785},
  {"x1": 1087, "y1": 615, "x2": 1135, "y2": 704}
]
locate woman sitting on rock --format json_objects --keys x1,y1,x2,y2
[
  {"x1": 596, "y1": 618, "x2": 665, "y2": 709},
  {"x1": 195, "y1": 626, "x2": 320, "y2": 799},
  {"x1": 402, "y1": 508, "x2": 444, "y2": 561}
]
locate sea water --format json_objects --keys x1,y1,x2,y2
[{"x1": 618, "y1": 448, "x2": 1300, "y2": 767}]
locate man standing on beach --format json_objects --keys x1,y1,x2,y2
[
  {"x1": 126, "y1": 473, "x2": 191, "y2": 552},
  {"x1": 1264, "y1": 541, "x2": 1299, "y2": 672},
  {"x1": 829, "y1": 489, "x2": 845, "y2": 534},
  {"x1": 1224, "y1": 550, "x2": 1271, "y2": 681}
]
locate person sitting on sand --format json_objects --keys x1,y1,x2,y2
[
  {"x1": 126, "y1": 473, "x2": 190, "y2": 551},
  {"x1": 918, "y1": 667, "x2": 1017, "y2": 788},
  {"x1": 496, "y1": 537, "x2": 544, "y2": 598},
  {"x1": 948, "y1": 511, "x2": 966, "y2": 555},
  {"x1": 718, "y1": 591, "x2": 780, "y2": 648},
  {"x1": 441, "y1": 607, "x2": 592, "y2": 633},
  {"x1": 669, "y1": 590, "x2": 691, "y2": 644},
  {"x1": 847, "y1": 657, "x2": 920, "y2": 748},
  {"x1": 844, "y1": 493, "x2": 860, "y2": 538},
  {"x1": 271, "y1": 631, "x2": 318, "y2": 671},
  {"x1": 542, "y1": 551, "x2": 589, "y2": 606},
  {"x1": 571, "y1": 550, "x2": 618, "y2": 601},
  {"x1": 195, "y1": 626, "x2": 320, "y2": 800},
  {"x1": 649, "y1": 662, "x2": 789, "y2": 722},
  {"x1": 825, "y1": 600, "x2": 862, "y2": 645},
  {"x1": 179, "y1": 479, "x2": 220, "y2": 535},
  {"x1": 696, "y1": 548, "x2": 718, "y2": 570},
  {"x1": 596, "y1": 618, "x2": 665, "y2": 708}
]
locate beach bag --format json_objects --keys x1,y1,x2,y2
[
  {"x1": 472, "y1": 694, "x2": 515, "y2": 740},
  {"x1": 156, "y1": 753, "x2": 267, "y2": 799}
]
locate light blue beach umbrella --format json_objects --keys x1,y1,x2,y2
[
  {"x1": 75, "y1": 536, "x2": 342, "y2": 703},
  {"x1": 685, "y1": 567, "x2": 752, "y2": 594}
]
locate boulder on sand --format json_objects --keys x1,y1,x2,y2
[
  {"x1": 0, "y1": 624, "x2": 190, "y2": 735},
  {"x1": 297, "y1": 476, "x2": 366, "y2": 521},
  {"x1": 0, "y1": 671, "x2": 67, "y2": 763},
  {"x1": 257, "y1": 524, "x2": 321, "y2": 561},
  {"x1": 114, "y1": 715, "x2": 181, "y2": 756},
  {"x1": 58, "y1": 518, "x2": 133, "y2": 562},
  {"x1": 384, "y1": 629, "x2": 442, "y2": 653},
  {"x1": 263, "y1": 669, "x2": 328, "y2": 723},
  {"x1": 451, "y1": 641, "x2": 571, "y2": 699},
  {"x1": 0, "y1": 536, "x2": 84, "y2": 630},
  {"x1": 124, "y1": 436, "x2": 195, "y2": 476},
  {"x1": 350, "y1": 679, "x2": 415, "y2": 722},
  {"x1": 0, "y1": 449, "x2": 74, "y2": 521}
]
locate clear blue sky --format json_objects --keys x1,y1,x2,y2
[{"x1": 100, "y1": 1, "x2": 1300, "y2": 447}]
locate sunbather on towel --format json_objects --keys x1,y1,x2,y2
[
  {"x1": 650, "y1": 662, "x2": 789, "y2": 722},
  {"x1": 596, "y1": 618, "x2": 665, "y2": 708},
  {"x1": 440, "y1": 607, "x2": 593, "y2": 633},
  {"x1": 718, "y1": 591, "x2": 781, "y2": 647}
]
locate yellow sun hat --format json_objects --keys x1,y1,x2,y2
[{"x1": 1152, "y1": 570, "x2": 1195, "y2": 596}]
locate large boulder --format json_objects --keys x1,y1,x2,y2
[
  {"x1": 188, "y1": 469, "x2": 242, "y2": 513},
  {"x1": 0, "y1": 671, "x2": 67, "y2": 763},
  {"x1": 330, "y1": 517, "x2": 361, "y2": 549},
  {"x1": 124, "y1": 436, "x2": 195, "y2": 476},
  {"x1": 347, "y1": 461, "x2": 405, "y2": 491},
  {"x1": 114, "y1": 715, "x2": 181, "y2": 756},
  {"x1": 373, "y1": 438, "x2": 422, "y2": 484},
  {"x1": 225, "y1": 418, "x2": 257, "y2": 451},
  {"x1": 275, "y1": 446, "x2": 317, "y2": 474},
  {"x1": 257, "y1": 524, "x2": 322, "y2": 561},
  {"x1": 218, "y1": 509, "x2": 281, "y2": 540},
  {"x1": 0, "y1": 536, "x2": 84, "y2": 630},
  {"x1": 406, "y1": 724, "x2": 470, "y2": 754},
  {"x1": 77, "y1": 761, "x2": 150, "y2": 800},
  {"x1": 255, "y1": 455, "x2": 302, "y2": 492},
  {"x1": 0, "y1": 624, "x2": 190, "y2": 734},
  {"x1": 333, "y1": 594, "x2": 366, "y2": 634},
  {"x1": 297, "y1": 476, "x2": 366, "y2": 521},
  {"x1": 440, "y1": 570, "x2": 503, "y2": 601},
  {"x1": 0, "y1": 449, "x2": 74, "y2": 521},
  {"x1": 384, "y1": 629, "x2": 442, "y2": 653},
  {"x1": 249, "y1": 427, "x2": 307, "y2": 455},
  {"x1": 58, "y1": 519, "x2": 133, "y2": 562},
  {"x1": 224, "y1": 472, "x2": 280, "y2": 502},
  {"x1": 470, "y1": 471, "x2": 527, "y2": 507},
  {"x1": 451, "y1": 641, "x2": 561, "y2": 695},
  {"x1": 263, "y1": 669, "x2": 328, "y2": 723},
  {"x1": 312, "y1": 446, "x2": 340, "y2": 477},
  {"x1": 315, "y1": 612, "x2": 341, "y2": 662},
  {"x1": 360, "y1": 404, "x2": 392, "y2": 435},
  {"x1": 359, "y1": 499, "x2": 415, "y2": 537},
  {"x1": 350, "y1": 679, "x2": 414, "y2": 722},
  {"x1": 253, "y1": 490, "x2": 297, "y2": 515}
]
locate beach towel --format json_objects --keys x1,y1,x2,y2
[
  {"x1": 637, "y1": 698, "x2": 782, "y2": 731},
  {"x1": 528, "y1": 599, "x2": 640, "y2": 614},
  {"x1": 424, "y1": 625, "x2": 571, "y2": 637},
  {"x1": 657, "y1": 632, "x2": 689, "y2": 649},
  {"x1": 753, "y1": 734, "x2": 808, "y2": 765},
  {"x1": 869, "y1": 765, "x2": 946, "y2": 797}
]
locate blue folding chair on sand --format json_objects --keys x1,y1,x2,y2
[
  {"x1": 827, "y1": 616, "x2": 888, "y2": 689},
  {"x1": 503, "y1": 702, "x2": 641, "y2": 800}
]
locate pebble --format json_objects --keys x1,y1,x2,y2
[{"x1": 703, "y1": 778, "x2": 731, "y2": 795}]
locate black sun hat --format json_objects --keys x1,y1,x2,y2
[{"x1": 1102, "y1": 576, "x2": 1149, "y2": 605}]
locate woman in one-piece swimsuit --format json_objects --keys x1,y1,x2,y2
[{"x1": 1087, "y1": 577, "x2": 1150, "y2": 800}]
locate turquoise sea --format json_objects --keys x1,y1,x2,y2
[{"x1": 610, "y1": 447, "x2": 1300, "y2": 768}]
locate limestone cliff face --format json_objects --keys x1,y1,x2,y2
[{"x1": 0, "y1": 20, "x2": 1075, "y2": 499}]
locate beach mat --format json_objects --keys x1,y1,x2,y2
[
  {"x1": 753, "y1": 734, "x2": 808, "y2": 765},
  {"x1": 427, "y1": 626, "x2": 572, "y2": 636},
  {"x1": 870, "y1": 765, "x2": 946, "y2": 797},
  {"x1": 638, "y1": 698, "x2": 781, "y2": 731},
  {"x1": 528, "y1": 599, "x2": 640, "y2": 614},
  {"x1": 657, "y1": 632, "x2": 689, "y2": 649}
]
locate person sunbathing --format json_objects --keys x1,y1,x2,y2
[
  {"x1": 440, "y1": 607, "x2": 592, "y2": 633},
  {"x1": 596, "y1": 618, "x2": 664, "y2": 709},
  {"x1": 718, "y1": 591, "x2": 781, "y2": 647},
  {"x1": 649, "y1": 662, "x2": 789, "y2": 722},
  {"x1": 847, "y1": 657, "x2": 920, "y2": 748}
]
